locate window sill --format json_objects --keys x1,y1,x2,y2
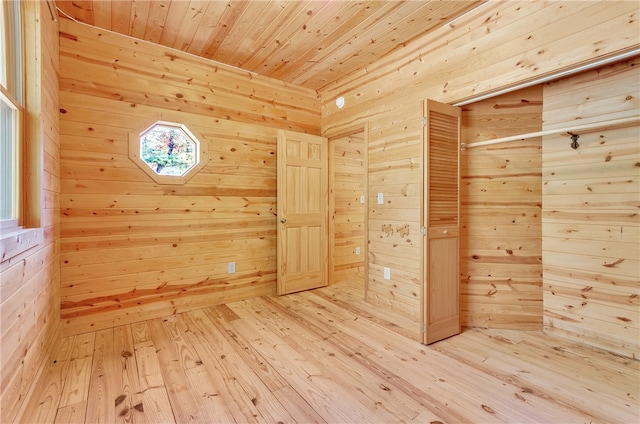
[{"x1": 1, "y1": 226, "x2": 43, "y2": 264}]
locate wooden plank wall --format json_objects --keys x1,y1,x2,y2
[
  {"x1": 366, "y1": 109, "x2": 423, "y2": 332},
  {"x1": 320, "y1": 1, "x2": 639, "y2": 338},
  {"x1": 58, "y1": 19, "x2": 320, "y2": 336},
  {"x1": 0, "y1": 3, "x2": 61, "y2": 422},
  {"x1": 460, "y1": 85, "x2": 543, "y2": 329},
  {"x1": 541, "y1": 58, "x2": 640, "y2": 359},
  {"x1": 330, "y1": 131, "x2": 366, "y2": 284},
  {"x1": 58, "y1": 20, "x2": 320, "y2": 135}
]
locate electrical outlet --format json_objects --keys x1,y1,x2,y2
[
  {"x1": 228, "y1": 262, "x2": 235, "y2": 274},
  {"x1": 355, "y1": 247, "x2": 361, "y2": 255},
  {"x1": 383, "y1": 267, "x2": 391, "y2": 280},
  {"x1": 377, "y1": 193, "x2": 384, "y2": 204}
]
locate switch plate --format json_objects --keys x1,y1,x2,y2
[
  {"x1": 228, "y1": 262, "x2": 236, "y2": 274},
  {"x1": 377, "y1": 193, "x2": 384, "y2": 204},
  {"x1": 383, "y1": 267, "x2": 391, "y2": 280},
  {"x1": 360, "y1": 195, "x2": 365, "y2": 205},
  {"x1": 355, "y1": 247, "x2": 361, "y2": 255}
]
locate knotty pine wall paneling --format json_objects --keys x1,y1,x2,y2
[
  {"x1": 366, "y1": 110, "x2": 423, "y2": 334},
  {"x1": 0, "y1": 2, "x2": 61, "y2": 422},
  {"x1": 320, "y1": 1, "x2": 639, "y2": 339},
  {"x1": 59, "y1": 19, "x2": 321, "y2": 336},
  {"x1": 329, "y1": 130, "x2": 367, "y2": 285},
  {"x1": 542, "y1": 58, "x2": 640, "y2": 359},
  {"x1": 460, "y1": 85, "x2": 543, "y2": 329},
  {"x1": 59, "y1": 19, "x2": 320, "y2": 135}
]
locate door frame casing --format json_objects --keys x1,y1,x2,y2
[{"x1": 326, "y1": 123, "x2": 369, "y2": 293}]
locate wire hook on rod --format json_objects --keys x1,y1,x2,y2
[{"x1": 569, "y1": 133, "x2": 580, "y2": 150}]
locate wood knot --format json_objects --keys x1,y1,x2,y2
[
  {"x1": 603, "y1": 259, "x2": 624, "y2": 268},
  {"x1": 115, "y1": 394, "x2": 127, "y2": 406},
  {"x1": 481, "y1": 404, "x2": 496, "y2": 414}
]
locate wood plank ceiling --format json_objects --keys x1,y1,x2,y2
[{"x1": 55, "y1": 0, "x2": 485, "y2": 91}]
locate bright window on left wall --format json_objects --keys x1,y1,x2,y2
[
  {"x1": 0, "y1": 0, "x2": 23, "y2": 224},
  {"x1": 0, "y1": 0, "x2": 39, "y2": 264}
]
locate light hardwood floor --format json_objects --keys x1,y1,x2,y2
[{"x1": 19, "y1": 280, "x2": 639, "y2": 423}]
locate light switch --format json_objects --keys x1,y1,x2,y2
[
  {"x1": 360, "y1": 195, "x2": 365, "y2": 205},
  {"x1": 377, "y1": 193, "x2": 384, "y2": 204},
  {"x1": 355, "y1": 247, "x2": 361, "y2": 255},
  {"x1": 383, "y1": 267, "x2": 390, "y2": 280}
]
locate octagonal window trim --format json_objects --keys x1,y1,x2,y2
[{"x1": 129, "y1": 120, "x2": 209, "y2": 185}]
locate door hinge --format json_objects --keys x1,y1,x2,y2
[
  {"x1": 420, "y1": 226, "x2": 426, "y2": 236},
  {"x1": 421, "y1": 116, "x2": 426, "y2": 127},
  {"x1": 421, "y1": 323, "x2": 426, "y2": 333}
]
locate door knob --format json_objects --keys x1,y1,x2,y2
[{"x1": 280, "y1": 218, "x2": 287, "y2": 224}]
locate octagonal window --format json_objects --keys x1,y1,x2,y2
[
  {"x1": 129, "y1": 120, "x2": 208, "y2": 185},
  {"x1": 140, "y1": 122, "x2": 199, "y2": 176}
]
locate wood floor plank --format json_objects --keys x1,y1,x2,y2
[
  {"x1": 59, "y1": 333, "x2": 95, "y2": 409},
  {"x1": 20, "y1": 279, "x2": 640, "y2": 424},
  {"x1": 278, "y1": 289, "x2": 594, "y2": 423},
  {"x1": 180, "y1": 309, "x2": 266, "y2": 423},
  {"x1": 433, "y1": 327, "x2": 640, "y2": 422},
  {"x1": 228, "y1": 301, "x2": 388, "y2": 423},
  {"x1": 131, "y1": 322, "x2": 176, "y2": 424},
  {"x1": 316, "y1": 281, "x2": 419, "y2": 339},
  {"x1": 157, "y1": 316, "x2": 202, "y2": 370},
  {"x1": 271, "y1": 385, "x2": 328, "y2": 424},
  {"x1": 19, "y1": 337, "x2": 75, "y2": 424},
  {"x1": 145, "y1": 318, "x2": 205, "y2": 423},
  {"x1": 264, "y1": 294, "x2": 456, "y2": 421},
  {"x1": 112, "y1": 325, "x2": 146, "y2": 424},
  {"x1": 85, "y1": 328, "x2": 116, "y2": 423},
  {"x1": 54, "y1": 401, "x2": 87, "y2": 423},
  {"x1": 130, "y1": 321, "x2": 153, "y2": 348},
  {"x1": 198, "y1": 308, "x2": 302, "y2": 423},
  {"x1": 182, "y1": 364, "x2": 240, "y2": 424},
  {"x1": 269, "y1": 292, "x2": 472, "y2": 423},
  {"x1": 252, "y1": 296, "x2": 435, "y2": 423},
  {"x1": 203, "y1": 304, "x2": 290, "y2": 392}
]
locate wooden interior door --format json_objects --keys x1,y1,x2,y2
[
  {"x1": 422, "y1": 99, "x2": 461, "y2": 344},
  {"x1": 277, "y1": 130, "x2": 329, "y2": 295}
]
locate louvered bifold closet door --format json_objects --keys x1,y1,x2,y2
[{"x1": 423, "y1": 100, "x2": 461, "y2": 344}]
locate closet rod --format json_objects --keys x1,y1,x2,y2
[{"x1": 461, "y1": 115, "x2": 640, "y2": 149}]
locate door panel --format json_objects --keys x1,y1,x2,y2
[
  {"x1": 277, "y1": 130, "x2": 328, "y2": 295},
  {"x1": 423, "y1": 100, "x2": 461, "y2": 344},
  {"x1": 427, "y1": 233, "x2": 460, "y2": 343}
]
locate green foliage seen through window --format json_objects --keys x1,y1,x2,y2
[{"x1": 140, "y1": 124, "x2": 198, "y2": 176}]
